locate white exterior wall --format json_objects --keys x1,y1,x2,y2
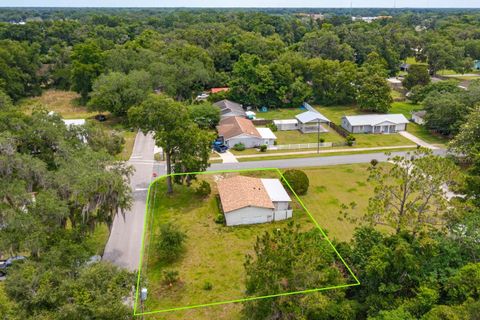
[
  {"x1": 274, "y1": 121, "x2": 298, "y2": 131},
  {"x1": 395, "y1": 123, "x2": 407, "y2": 131},
  {"x1": 341, "y1": 118, "x2": 353, "y2": 132},
  {"x1": 225, "y1": 134, "x2": 275, "y2": 148},
  {"x1": 225, "y1": 207, "x2": 274, "y2": 226},
  {"x1": 412, "y1": 115, "x2": 425, "y2": 125}
]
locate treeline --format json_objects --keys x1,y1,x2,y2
[{"x1": 1, "y1": 9, "x2": 480, "y2": 112}]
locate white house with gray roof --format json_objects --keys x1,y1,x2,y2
[
  {"x1": 273, "y1": 110, "x2": 330, "y2": 133},
  {"x1": 341, "y1": 114, "x2": 409, "y2": 134}
]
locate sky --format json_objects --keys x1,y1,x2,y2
[{"x1": 1, "y1": 0, "x2": 479, "y2": 7}]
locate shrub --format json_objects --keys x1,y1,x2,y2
[
  {"x1": 215, "y1": 213, "x2": 225, "y2": 224},
  {"x1": 195, "y1": 180, "x2": 211, "y2": 198},
  {"x1": 370, "y1": 159, "x2": 379, "y2": 167},
  {"x1": 274, "y1": 140, "x2": 278, "y2": 146},
  {"x1": 346, "y1": 135, "x2": 356, "y2": 146},
  {"x1": 157, "y1": 223, "x2": 187, "y2": 263},
  {"x1": 203, "y1": 281, "x2": 213, "y2": 291},
  {"x1": 319, "y1": 138, "x2": 325, "y2": 143},
  {"x1": 259, "y1": 144, "x2": 267, "y2": 152},
  {"x1": 282, "y1": 169, "x2": 309, "y2": 195},
  {"x1": 162, "y1": 270, "x2": 179, "y2": 286},
  {"x1": 233, "y1": 143, "x2": 245, "y2": 151},
  {"x1": 267, "y1": 123, "x2": 278, "y2": 132}
]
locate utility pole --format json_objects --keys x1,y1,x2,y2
[{"x1": 317, "y1": 119, "x2": 320, "y2": 154}]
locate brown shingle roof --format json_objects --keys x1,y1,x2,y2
[
  {"x1": 217, "y1": 116, "x2": 260, "y2": 140},
  {"x1": 217, "y1": 176, "x2": 274, "y2": 213}
]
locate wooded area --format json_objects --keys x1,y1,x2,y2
[{"x1": 0, "y1": 7, "x2": 479, "y2": 319}]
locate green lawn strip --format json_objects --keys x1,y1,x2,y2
[
  {"x1": 255, "y1": 107, "x2": 304, "y2": 120},
  {"x1": 137, "y1": 170, "x2": 358, "y2": 318},
  {"x1": 273, "y1": 129, "x2": 345, "y2": 144},
  {"x1": 298, "y1": 164, "x2": 393, "y2": 242},
  {"x1": 236, "y1": 147, "x2": 416, "y2": 162},
  {"x1": 115, "y1": 130, "x2": 136, "y2": 161}
]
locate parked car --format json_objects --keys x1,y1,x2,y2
[
  {"x1": 213, "y1": 141, "x2": 228, "y2": 153},
  {"x1": 95, "y1": 114, "x2": 107, "y2": 122}
]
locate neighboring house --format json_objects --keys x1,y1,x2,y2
[
  {"x1": 412, "y1": 110, "x2": 426, "y2": 125},
  {"x1": 341, "y1": 114, "x2": 409, "y2": 134},
  {"x1": 274, "y1": 119, "x2": 299, "y2": 131},
  {"x1": 400, "y1": 63, "x2": 411, "y2": 72},
  {"x1": 217, "y1": 175, "x2": 292, "y2": 226},
  {"x1": 473, "y1": 60, "x2": 480, "y2": 70},
  {"x1": 63, "y1": 119, "x2": 86, "y2": 127},
  {"x1": 217, "y1": 116, "x2": 276, "y2": 148},
  {"x1": 295, "y1": 111, "x2": 330, "y2": 133},
  {"x1": 211, "y1": 87, "x2": 229, "y2": 94},
  {"x1": 214, "y1": 99, "x2": 246, "y2": 120}
]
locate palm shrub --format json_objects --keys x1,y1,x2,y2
[{"x1": 282, "y1": 169, "x2": 309, "y2": 195}]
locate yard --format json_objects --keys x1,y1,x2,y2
[
  {"x1": 273, "y1": 128, "x2": 345, "y2": 144},
  {"x1": 139, "y1": 169, "x2": 357, "y2": 319},
  {"x1": 20, "y1": 89, "x2": 136, "y2": 161}
]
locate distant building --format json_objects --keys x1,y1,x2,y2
[
  {"x1": 217, "y1": 175, "x2": 292, "y2": 226},
  {"x1": 214, "y1": 99, "x2": 246, "y2": 120},
  {"x1": 474, "y1": 60, "x2": 480, "y2": 71},
  {"x1": 411, "y1": 111, "x2": 426, "y2": 125},
  {"x1": 341, "y1": 114, "x2": 409, "y2": 134},
  {"x1": 211, "y1": 87, "x2": 229, "y2": 94},
  {"x1": 400, "y1": 63, "x2": 411, "y2": 72}
]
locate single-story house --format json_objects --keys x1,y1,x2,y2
[
  {"x1": 474, "y1": 60, "x2": 480, "y2": 70},
  {"x1": 217, "y1": 175, "x2": 292, "y2": 226},
  {"x1": 217, "y1": 116, "x2": 276, "y2": 148},
  {"x1": 341, "y1": 114, "x2": 409, "y2": 134},
  {"x1": 273, "y1": 119, "x2": 299, "y2": 131},
  {"x1": 400, "y1": 63, "x2": 411, "y2": 72},
  {"x1": 411, "y1": 110, "x2": 426, "y2": 125},
  {"x1": 214, "y1": 99, "x2": 246, "y2": 120},
  {"x1": 295, "y1": 111, "x2": 330, "y2": 133},
  {"x1": 63, "y1": 119, "x2": 86, "y2": 127}
]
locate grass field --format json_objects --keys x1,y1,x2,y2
[
  {"x1": 142, "y1": 171, "x2": 318, "y2": 318},
  {"x1": 20, "y1": 90, "x2": 98, "y2": 119},
  {"x1": 236, "y1": 147, "x2": 416, "y2": 162},
  {"x1": 274, "y1": 128, "x2": 345, "y2": 144},
  {"x1": 139, "y1": 168, "x2": 363, "y2": 319},
  {"x1": 20, "y1": 90, "x2": 136, "y2": 161}
]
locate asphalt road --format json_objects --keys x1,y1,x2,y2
[
  {"x1": 103, "y1": 131, "x2": 157, "y2": 271},
  {"x1": 209, "y1": 149, "x2": 447, "y2": 171}
]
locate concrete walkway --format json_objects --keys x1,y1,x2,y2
[
  {"x1": 399, "y1": 131, "x2": 439, "y2": 150},
  {"x1": 217, "y1": 150, "x2": 238, "y2": 163},
  {"x1": 233, "y1": 145, "x2": 416, "y2": 159}
]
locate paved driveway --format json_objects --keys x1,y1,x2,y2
[
  {"x1": 103, "y1": 132, "x2": 157, "y2": 271},
  {"x1": 399, "y1": 131, "x2": 439, "y2": 149}
]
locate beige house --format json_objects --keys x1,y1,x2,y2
[
  {"x1": 217, "y1": 176, "x2": 292, "y2": 226},
  {"x1": 217, "y1": 116, "x2": 276, "y2": 148}
]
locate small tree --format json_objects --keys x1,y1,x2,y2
[
  {"x1": 259, "y1": 144, "x2": 267, "y2": 152},
  {"x1": 282, "y1": 169, "x2": 309, "y2": 195},
  {"x1": 195, "y1": 180, "x2": 211, "y2": 198},
  {"x1": 402, "y1": 64, "x2": 431, "y2": 90},
  {"x1": 157, "y1": 223, "x2": 186, "y2": 263}
]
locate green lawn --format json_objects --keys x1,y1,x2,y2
[
  {"x1": 274, "y1": 128, "x2": 345, "y2": 144},
  {"x1": 236, "y1": 147, "x2": 416, "y2": 162},
  {"x1": 141, "y1": 168, "x2": 367, "y2": 319},
  {"x1": 143, "y1": 172, "x2": 316, "y2": 319},
  {"x1": 256, "y1": 107, "x2": 304, "y2": 120},
  {"x1": 141, "y1": 165, "x2": 389, "y2": 319}
]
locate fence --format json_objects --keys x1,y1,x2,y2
[
  {"x1": 252, "y1": 119, "x2": 273, "y2": 126},
  {"x1": 269, "y1": 142, "x2": 333, "y2": 150},
  {"x1": 328, "y1": 122, "x2": 351, "y2": 138}
]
